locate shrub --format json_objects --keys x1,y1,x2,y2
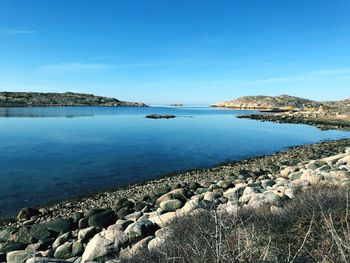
[{"x1": 121, "y1": 185, "x2": 350, "y2": 263}]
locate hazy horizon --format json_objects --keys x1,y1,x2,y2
[{"x1": 1, "y1": 0, "x2": 350, "y2": 105}]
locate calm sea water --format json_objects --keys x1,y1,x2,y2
[{"x1": 0, "y1": 106, "x2": 349, "y2": 217}]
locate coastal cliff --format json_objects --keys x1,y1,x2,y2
[{"x1": 0, "y1": 92, "x2": 147, "y2": 107}]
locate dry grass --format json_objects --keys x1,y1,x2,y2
[{"x1": 121, "y1": 185, "x2": 350, "y2": 263}]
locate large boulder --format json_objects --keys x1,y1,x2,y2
[
  {"x1": 159, "y1": 199, "x2": 183, "y2": 212},
  {"x1": 7, "y1": 250, "x2": 35, "y2": 263},
  {"x1": 52, "y1": 232, "x2": 72, "y2": 250},
  {"x1": 81, "y1": 225, "x2": 127, "y2": 263},
  {"x1": 26, "y1": 257, "x2": 71, "y2": 263},
  {"x1": 54, "y1": 242, "x2": 73, "y2": 259},
  {"x1": 46, "y1": 219, "x2": 73, "y2": 234},
  {"x1": 119, "y1": 236, "x2": 153, "y2": 259},
  {"x1": 78, "y1": 227, "x2": 101, "y2": 243},
  {"x1": 88, "y1": 210, "x2": 117, "y2": 228},
  {"x1": 0, "y1": 242, "x2": 27, "y2": 253},
  {"x1": 124, "y1": 220, "x2": 158, "y2": 243},
  {"x1": 150, "y1": 212, "x2": 179, "y2": 228},
  {"x1": 12, "y1": 224, "x2": 50, "y2": 244},
  {"x1": 16, "y1": 208, "x2": 41, "y2": 222},
  {"x1": 0, "y1": 227, "x2": 17, "y2": 242},
  {"x1": 156, "y1": 188, "x2": 187, "y2": 206},
  {"x1": 223, "y1": 184, "x2": 246, "y2": 201}
]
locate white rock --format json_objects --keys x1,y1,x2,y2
[{"x1": 81, "y1": 225, "x2": 127, "y2": 263}]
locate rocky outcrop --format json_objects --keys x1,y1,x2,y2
[
  {"x1": 145, "y1": 114, "x2": 176, "y2": 119},
  {"x1": 211, "y1": 95, "x2": 321, "y2": 110},
  {"x1": 0, "y1": 92, "x2": 147, "y2": 107}
]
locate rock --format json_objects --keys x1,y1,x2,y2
[
  {"x1": 7, "y1": 250, "x2": 34, "y2": 263},
  {"x1": 150, "y1": 212, "x2": 179, "y2": 228},
  {"x1": 306, "y1": 160, "x2": 322, "y2": 170},
  {"x1": 54, "y1": 242, "x2": 73, "y2": 259},
  {"x1": 280, "y1": 166, "x2": 297, "y2": 177},
  {"x1": 154, "y1": 185, "x2": 171, "y2": 196},
  {"x1": 119, "y1": 236, "x2": 153, "y2": 259},
  {"x1": 147, "y1": 237, "x2": 164, "y2": 252},
  {"x1": 159, "y1": 199, "x2": 183, "y2": 212},
  {"x1": 10, "y1": 228, "x2": 36, "y2": 244},
  {"x1": 16, "y1": 208, "x2": 41, "y2": 222},
  {"x1": 288, "y1": 171, "x2": 303, "y2": 180},
  {"x1": 71, "y1": 242, "x2": 84, "y2": 257},
  {"x1": 26, "y1": 238, "x2": 54, "y2": 252},
  {"x1": 26, "y1": 257, "x2": 71, "y2": 263},
  {"x1": 146, "y1": 114, "x2": 176, "y2": 119},
  {"x1": 115, "y1": 220, "x2": 133, "y2": 231},
  {"x1": 81, "y1": 225, "x2": 127, "y2": 263},
  {"x1": 53, "y1": 232, "x2": 72, "y2": 250},
  {"x1": 72, "y1": 212, "x2": 84, "y2": 224},
  {"x1": 243, "y1": 186, "x2": 260, "y2": 195},
  {"x1": 180, "y1": 197, "x2": 202, "y2": 214},
  {"x1": 124, "y1": 211, "x2": 143, "y2": 222},
  {"x1": 113, "y1": 198, "x2": 128, "y2": 211},
  {"x1": 216, "y1": 180, "x2": 232, "y2": 189},
  {"x1": 261, "y1": 179, "x2": 274, "y2": 189},
  {"x1": 203, "y1": 191, "x2": 221, "y2": 202},
  {"x1": 124, "y1": 220, "x2": 158, "y2": 243},
  {"x1": 300, "y1": 170, "x2": 324, "y2": 184},
  {"x1": 117, "y1": 207, "x2": 131, "y2": 219},
  {"x1": 0, "y1": 227, "x2": 17, "y2": 242},
  {"x1": 84, "y1": 208, "x2": 107, "y2": 219},
  {"x1": 284, "y1": 188, "x2": 295, "y2": 198},
  {"x1": 187, "y1": 182, "x2": 200, "y2": 191},
  {"x1": 156, "y1": 188, "x2": 187, "y2": 206},
  {"x1": 88, "y1": 210, "x2": 117, "y2": 228},
  {"x1": 247, "y1": 192, "x2": 281, "y2": 209},
  {"x1": 12, "y1": 224, "x2": 50, "y2": 244},
  {"x1": 133, "y1": 202, "x2": 149, "y2": 212},
  {"x1": 154, "y1": 227, "x2": 171, "y2": 239},
  {"x1": 268, "y1": 164, "x2": 280, "y2": 174},
  {"x1": 0, "y1": 242, "x2": 27, "y2": 253},
  {"x1": 223, "y1": 185, "x2": 246, "y2": 201},
  {"x1": 46, "y1": 219, "x2": 72, "y2": 234},
  {"x1": 78, "y1": 218, "x2": 88, "y2": 229},
  {"x1": 195, "y1": 188, "x2": 210, "y2": 194},
  {"x1": 78, "y1": 227, "x2": 101, "y2": 243}
]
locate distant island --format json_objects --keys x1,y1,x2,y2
[
  {"x1": 211, "y1": 95, "x2": 323, "y2": 110},
  {"x1": 0, "y1": 92, "x2": 147, "y2": 107},
  {"x1": 169, "y1": 103, "x2": 184, "y2": 107},
  {"x1": 212, "y1": 95, "x2": 350, "y2": 129}
]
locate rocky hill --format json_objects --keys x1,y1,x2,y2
[
  {"x1": 0, "y1": 92, "x2": 147, "y2": 107},
  {"x1": 212, "y1": 95, "x2": 321, "y2": 110}
]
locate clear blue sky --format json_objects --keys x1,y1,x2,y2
[{"x1": 0, "y1": 0, "x2": 349, "y2": 105}]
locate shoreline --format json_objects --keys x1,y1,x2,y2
[
  {"x1": 1, "y1": 137, "x2": 350, "y2": 229},
  {"x1": 237, "y1": 112, "x2": 350, "y2": 130},
  {"x1": 1, "y1": 137, "x2": 350, "y2": 262}
]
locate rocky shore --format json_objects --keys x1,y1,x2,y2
[
  {"x1": 237, "y1": 112, "x2": 350, "y2": 130},
  {"x1": 1, "y1": 138, "x2": 350, "y2": 262},
  {"x1": 0, "y1": 92, "x2": 147, "y2": 107}
]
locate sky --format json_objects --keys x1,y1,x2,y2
[{"x1": 0, "y1": 0, "x2": 349, "y2": 105}]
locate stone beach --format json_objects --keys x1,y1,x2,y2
[{"x1": 1, "y1": 138, "x2": 350, "y2": 262}]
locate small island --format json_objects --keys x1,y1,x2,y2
[
  {"x1": 212, "y1": 95, "x2": 350, "y2": 130},
  {"x1": 0, "y1": 92, "x2": 147, "y2": 107},
  {"x1": 146, "y1": 114, "x2": 176, "y2": 119},
  {"x1": 169, "y1": 103, "x2": 184, "y2": 107}
]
